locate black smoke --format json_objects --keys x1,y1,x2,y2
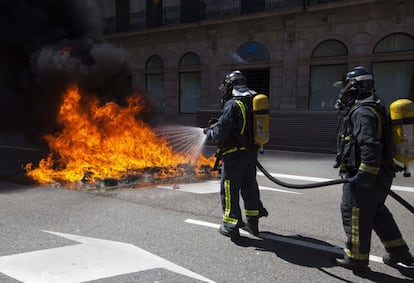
[{"x1": 0, "y1": 0, "x2": 132, "y2": 144}]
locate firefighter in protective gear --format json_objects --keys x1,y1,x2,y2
[
  {"x1": 334, "y1": 66, "x2": 414, "y2": 271},
  {"x1": 204, "y1": 70, "x2": 268, "y2": 239}
]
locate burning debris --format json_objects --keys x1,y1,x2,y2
[
  {"x1": 25, "y1": 87, "x2": 217, "y2": 190},
  {"x1": 66, "y1": 163, "x2": 217, "y2": 192}
]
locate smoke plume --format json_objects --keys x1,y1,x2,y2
[{"x1": 0, "y1": 0, "x2": 132, "y2": 144}]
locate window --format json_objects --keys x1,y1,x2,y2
[
  {"x1": 181, "y1": 0, "x2": 201, "y2": 23},
  {"x1": 243, "y1": 69, "x2": 270, "y2": 95},
  {"x1": 311, "y1": 40, "x2": 348, "y2": 58},
  {"x1": 179, "y1": 52, "x2": 201, "y2": 114},
  {"x1": 180, "y1": 52, "x2": 201, "y2": 66},
  {"x1": 116, "y1": 0, "x2": 130, "y2": 32},
  {"x1": 233, "y1": 41, "x2": 270, "y2": 63},
  {"x1": 241, "y1": 0, "x2": 265, "y2": 14},
  {"x1": 146, "y1": 0, "x2": 162, "y2": 27},
  {"x1": 372, "y1": 61, "x2": 414, "y2": 106},
  {"x1": 232, "y1": 42, "x2": 270, "y2": 96},
  {"x1": 145, "y1": 55, "x2": 164, "y2": 113},
  {"x1": 373, "y1": 33, "x2": 414, "y2": 53},
  {"x1": 146, "y1": 54, "x2": 163, "y2": 69},
  {"x1": 372, "y1": 33, "x2": 414, "y2": 106},
  {"x1": 309, "y1": 40, "x2": 348, "y2": 110},
  {"x1": 310, "y1": 65, "x2": 347, "y2": 110}
]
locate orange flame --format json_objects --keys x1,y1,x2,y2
[{"x1": 25, "y1": 86, "x2": 214, "y2": 184}]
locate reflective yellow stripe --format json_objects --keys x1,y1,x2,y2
[
  {"x1": 359, "y1": 163, "x2": 380, "y2": 175},
  {"x1": 351, "y1": 207, "x2": 360, "y2": 258},
  {"x1": 235, "y1": 100, "x2": 247, "y2": 135},
  {"x1": 245, "y1": 209, "x2": 259, "y2": 217},
  {"x1": 223, "y1": 179, "x2": 238, "y2": 225},
  {"x1": 345, "y1": 249, "x2": 369, "y2": 260},
  {"x1": 347, "y1": 207, "x2": 370, "y2": 260},
  {"x1": 382, "y1": 238, "x2": 406, "y2": 248},
  {"x1": 223, "y1": 215, "x2": 238, "y2": 224},
  {"x1": 221, "y1": 147, "x2": 246, "y2": 156}
]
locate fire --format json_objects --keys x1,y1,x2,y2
[{"x1": 25, "y1": 86, "x2": 215, "y2": 185}]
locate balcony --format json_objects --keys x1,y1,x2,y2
[{"x1": 103, "y1": 0, "x2": 348, "y2": 34}]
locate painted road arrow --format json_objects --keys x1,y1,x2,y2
[{"x1": 0, "y1": 230, "x2": 215, "y2": 283}]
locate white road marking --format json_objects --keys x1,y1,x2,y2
[
  {"x1": 185, "y1": 219, "x2": 385, "y2": 265},
  {"x1": 257, "y1": 172, "x2": 332, "y2": 183},
  {"x1": 259, "y1": 186, "x2": 301, "y2": 194},
  {"x1": 391, "y1": 185, "x2": 414, "y2": 193},
  {"x1": 158, "y1": 180, "x2": 300, "y2": 194},
  {"x1": 0, "y1": 231, "x2": 215, "y2": 283},
  {"x1": 158, "y1": 171, "x2": 413, "y2": 195},
  {"x1": 257, "y1": 172, "x2": 414, "y2": 193}
]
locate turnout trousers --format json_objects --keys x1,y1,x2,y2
[
  {"x1": 220, "y1": 148, "x2": 260, "y2": 229},
  {"x1": 340, "y1": 168, "x2": 409, "y2": 265}
]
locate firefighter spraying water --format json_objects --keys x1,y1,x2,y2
[{"x1": 204, "y1": 70, "x2": 269, "y2": 239}]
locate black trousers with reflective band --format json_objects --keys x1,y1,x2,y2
[
  {"x1": 340, "y1": 168, "x2": 408, "y2": 264},
  {"x1": 220, "y1": 149, "x2": 260, "y2": 228}
]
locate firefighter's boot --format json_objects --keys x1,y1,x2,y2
[
  {"x1": 259, "y1": 207, "x2": 269, "y2": 218},
  {"x1": 383, "y1": 251, "x2": 414, "y2": 267},
  {"x1": 335, "y1": 256, "x2": 370, "y2": 273},
  {"x1": 219, "y1": 225, "x2": 240, "y2": 239},
  {"x1": 244, "y1": 217, "x2": 259, "y2": 236}
]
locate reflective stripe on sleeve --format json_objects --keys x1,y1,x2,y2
[{"x1": 359, "y1": 163, "x2": 380, "y2": 175}]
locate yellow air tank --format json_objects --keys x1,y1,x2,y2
[
  {"x1": 390, "y1": 98, "x2": 414, "y2": 177},
  {"x1": 252, "y1": 94, "x2": 270, "y2": 152}
]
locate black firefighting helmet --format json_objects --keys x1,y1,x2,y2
[
  {"x1": 219, "y1": 70, "x2": 247, "y2": 107},
  {"x1": 334, "y1": 66, "x2": 375, "y2": 110}
]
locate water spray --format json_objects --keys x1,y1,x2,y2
[{"x1": 155, "y1": 125, "x2": 206, "y2": 161}]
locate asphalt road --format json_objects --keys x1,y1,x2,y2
[{"x1": 0, "y1": 148, "x2": 413, "y2": 282}]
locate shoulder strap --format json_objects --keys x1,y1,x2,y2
[{"x1": 235, "y1": 99, "x2": 247, "y2": 135}]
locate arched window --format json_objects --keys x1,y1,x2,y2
[
  {"x1": 233, "y1": 41, "x2": 270, "y2": 63},
  {"x1": 373, "y1": 33, "x2": 414, "y2": 53},
  {"x1": 179, "y1": 52, "x2": 201, "y2": 114},
  {"x1": 180, "y1": 52, "x2": 201, "y2": 66},
  {"x1": 372, "y1": 33, "x2": 414, "y2": 106},
  {"x1": 145, "y1": 55, "x2": 164, "y2": 113},
  {"x1": 309, "y1": 40, "x2": 348, "y2": 111},
  {"x1": 146, "y1": 54, "x2": 163, "y2": 68},
  {"x1": 232, "y1": 41, "x2": 270, "y2": 95},
  {"x1": 311, "y1": 40, "x2": 348, "y2": 58}
]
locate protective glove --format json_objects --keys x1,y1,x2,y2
[
  {"x1": 204, "y1": 128, "x2": 213, "y2": 141},
  {"x1": 207, "y1": 118, "x2": 218, "y2": 127},
  {"x1": 349, "y1": 171, "x2": 376, "y2": 189},
  {"x1": 204, "y1": 118, "x2": 218, "y2": 138}
]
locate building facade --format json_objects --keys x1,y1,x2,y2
[{"x1": 91, "y1": 0, "x2": 414, "y2": 152}]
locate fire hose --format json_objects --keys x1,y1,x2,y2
[{"x1": 256, "y1": 160, "x2": 414, "y2": 214}]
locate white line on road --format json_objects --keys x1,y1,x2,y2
[
  {"x1": 185, "y1": 219, "x2": 384, "y2": 265},
  {"x1": 158, "y1": 181, "x2": 300, "y2": 195},
  {"x1": 257, "y1": 172, "x2": 414, "y2": 193}
]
